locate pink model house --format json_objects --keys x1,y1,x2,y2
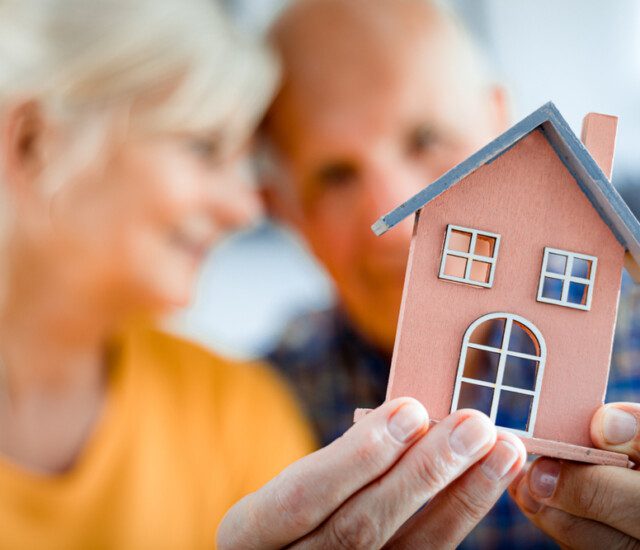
[{"x1": 357, "y1": 102, "x2": 640, "y2": 466}]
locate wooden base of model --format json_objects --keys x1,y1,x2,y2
[{"x1": 354, "y1": 408, "x2": 632, "y2": 468}]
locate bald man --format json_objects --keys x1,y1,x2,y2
[{"x1": 262, "y1": 0, "x2": 640, "y2": 548}]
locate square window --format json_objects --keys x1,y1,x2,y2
[
  {"x1": 538, "y1": 248, "x2": 597, "y2": 310},
  {"x1": 572, "y1": 258, "x2": 592, "y2": 279},
  {"x1": 546, "y1": 253, "x2": 567, "y2": 274},
  {"x1": 474, "y1": 235, "x2": 496, "y2": 258},
  {"x1": 439, "y1": 225, "x2": 500, "y2": 288},
  {"x1": 449, "y1": 230, "x2": 472, "y2": 253},
  {"x1": 469, "y1": 260, "x2": 491, "y2": 284},
  {"x1": 443, "y1": 255, "x2": 467, "y2": 278},
  {"x1": 457, "y1": 382, "x2": 493, "y2": 416},
  {"x1": 567, "y1": 281, "x2": 588, "y2": 305},
  {"x1": 541, "y1": 277, "x2": 563, "y2": 301},
  {"x1": 496, "y1": 391, "x2": 532, "y2": 432}
]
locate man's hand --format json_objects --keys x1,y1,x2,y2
[
  {"x1": 510, "y1": 402, "x2": 640, "y2": 549},
  {"x1": 218, "y1": 398, "x2": 526, "y2": 549}
]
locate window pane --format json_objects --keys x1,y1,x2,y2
[
  {"x1": 443, "y1": 254, "x2": 467, "y2": 278},
  {"x1": 457, "y1": 382, "x2": 493, "y2": 416},
  {"x1": 469, "y1": 260, "x2": 491, "y2": 284},
  {"x1": 567, "y1": 282, "x2": 589, "y2": 306},
  {"x1": 449, "y1": 230, "x2": 471, "y2": 253},
  {"x1": 508, "y1": 321, "x2": 540, "y2": 356},
  {"x1": 546, "y1": 253, "x2": 567, "y2": 275},
  {"x1": 541, "y1": 277, "x2": 563, "y2": 301},
  {"x1": 475, "y1": 235, "x2": 496, "y2": 258},
  {"x1": 572, "y1": 258, "x2": 592, "y2": 279},
  {"x1": 469, "y1": 318, "x2": 505, "y2": 348},
  {"x1": 463, "y1": 347, "x2": 500, "y2": 383},
  {"x1": 496, "y1": 391, "x2": 533, "y2": 432},
  {"x1": 502, "y1": 355, "x2": 539, "y2": 390}
]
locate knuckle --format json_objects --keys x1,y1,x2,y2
[
  {"x1": 273, "y1": 474, "x2": 317, "y2": 533},
  {"x1": 328, "y1": 509, "x2": 382, "y2": 550},
  {"x1": 353, "y1": 429, "x2": 388, "y2": 473},
  {"x1": 446, "y1": 483, "x2": 493, "y2": 525},
  {"x1": 412, "y1": 447, "x2": 457, "y2": 497}
]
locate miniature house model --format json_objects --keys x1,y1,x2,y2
[{"x1": 357, "y1": 102, "x2": 640, "y2": 466}]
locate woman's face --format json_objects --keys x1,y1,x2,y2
[{"x1": 39, "y1": 125, "x2": 262, "y2": 315}]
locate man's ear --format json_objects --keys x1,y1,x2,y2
[
  {"x1": 1, "y1": 101, "x2": 47, "y2": 197},
  {"x1": 489, "y1": 85, "x2": 510, "y2": 134}
]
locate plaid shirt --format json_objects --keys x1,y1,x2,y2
[{"x1": 268, "y1": 272, "x2": 640, "y2": 549}]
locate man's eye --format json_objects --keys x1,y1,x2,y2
[
  {"x1": 407, "y1": 126, "x2": 439, "y2": 157},
  {"x1": 314, "y1": 162, "x2": 358, "y2": 187}
]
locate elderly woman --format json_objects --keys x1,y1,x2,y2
[
  {"x1": 0, "y1": 1, "x2": 527, "y2": 548},
  {"x1": 0, "y1": 0, "x2": 314, "y2": 546}
]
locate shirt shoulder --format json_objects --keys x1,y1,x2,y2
[{"x1": 125, "y1": 324, "x2": 316, "y2": 490}]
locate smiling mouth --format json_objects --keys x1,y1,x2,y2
[
  {"x1": 171, "y1": 233, "x2": 208, "y2": 261},
  {"x1": 169, "y1": 220, "x2": 216, "y2": 262}
]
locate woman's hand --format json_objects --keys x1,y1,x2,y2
[
  {"x1": 218, "y1": 398, "x2": 526, "y2": 549},
  {"x1": 511, "y1": 402, "x2": 640, "y2": 549}
]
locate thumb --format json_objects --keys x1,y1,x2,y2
[{"x1": 591, "y1": 403, "x2": 640, "y2": 464}]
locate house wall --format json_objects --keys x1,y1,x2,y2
[{"x1": 388, "y1": 129, "x2": 625, "y2": 447}]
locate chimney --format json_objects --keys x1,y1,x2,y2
[{"x1": 580, "y1": 112, "x2": 618, "y2": 180}]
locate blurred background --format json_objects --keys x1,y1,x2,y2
[{"x1": 171, "y1": 0, "x2": 640, "y2": 359}]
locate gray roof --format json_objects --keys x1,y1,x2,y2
[{"x1": 372, "y1": 102, "x2": 640, "y2": 268}]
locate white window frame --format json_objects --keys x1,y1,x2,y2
[
  {"x1": 537, "y1": 247, "x2": 597, "y2": 311},
  {"x1": 450, "y1": 312, "x2": 547, "y2": 437},
  {"x1": 438, "y1": 225, "x2": 501, "y2": 288}
]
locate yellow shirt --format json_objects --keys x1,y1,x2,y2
[{"x1": 0, "y1": 325, "x2": 315, "y2": 549}]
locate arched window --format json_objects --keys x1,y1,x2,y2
[{"x1": 450, "y1": 313, "x2": 546, "y2": 436}]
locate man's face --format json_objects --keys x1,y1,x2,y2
[{"x1": 266, "y1": 34, "x2": 507, "y2": 352}]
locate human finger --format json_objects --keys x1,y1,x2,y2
[
  {"x1": 517, "y1": 458, "x2": 640, "y2": 539},
  {"x1": 389, "y1": 430, "x2": 526, "y2": 548},
  {"x1": 591, "y1": 402, "x2": 640, "y2": 464},
  {"x1": 217, "y1": 397, "x2": 429, "y2": 550},
  {"x1": 292, "y1": 409, "x2": 497, "y2": 549},
  {"x1": 513, "y1": 476, "x2": 640, "y2": 550}
]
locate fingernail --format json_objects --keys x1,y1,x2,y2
[
  {"x1": 387, "y1": 401, "x2": 428, "y2": 442},
  {"x1": 602, "y1": 407, "x2": 637, "y2": 445},
  {"x1": 517, "y1": 478, "x2": 541, "y2": 514},
  {"x1": 449, "y1": 415, "x2": 494, "y2": 456},
  {"x1": 481, "y1": 440, "x2": 520, "y2": 481},
  {"x1": 529, "y1": 459, "x2": 560, "y2": 499}
]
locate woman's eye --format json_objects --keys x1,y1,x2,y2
[{"x1": 189, "y1": 137, "x2": 222, "y2": 163}]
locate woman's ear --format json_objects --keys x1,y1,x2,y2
[{"x1": 1, "y1": 101, "x2": 47, "y2": 197}]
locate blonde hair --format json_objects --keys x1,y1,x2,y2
[
  {"x1": 0, "y1": 0, "x2": 278, "y2": 132},
  {"x1": 0, "y1": 0, "x2": 278, "y2": 258}
]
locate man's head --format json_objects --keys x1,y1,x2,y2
[{"x1": 263, "y1": 0, "x2": 509, "y2": 352}]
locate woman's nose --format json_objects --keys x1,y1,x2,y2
[{"x1": 207, "y1": 158, "x2": 264, "y2": 231}]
